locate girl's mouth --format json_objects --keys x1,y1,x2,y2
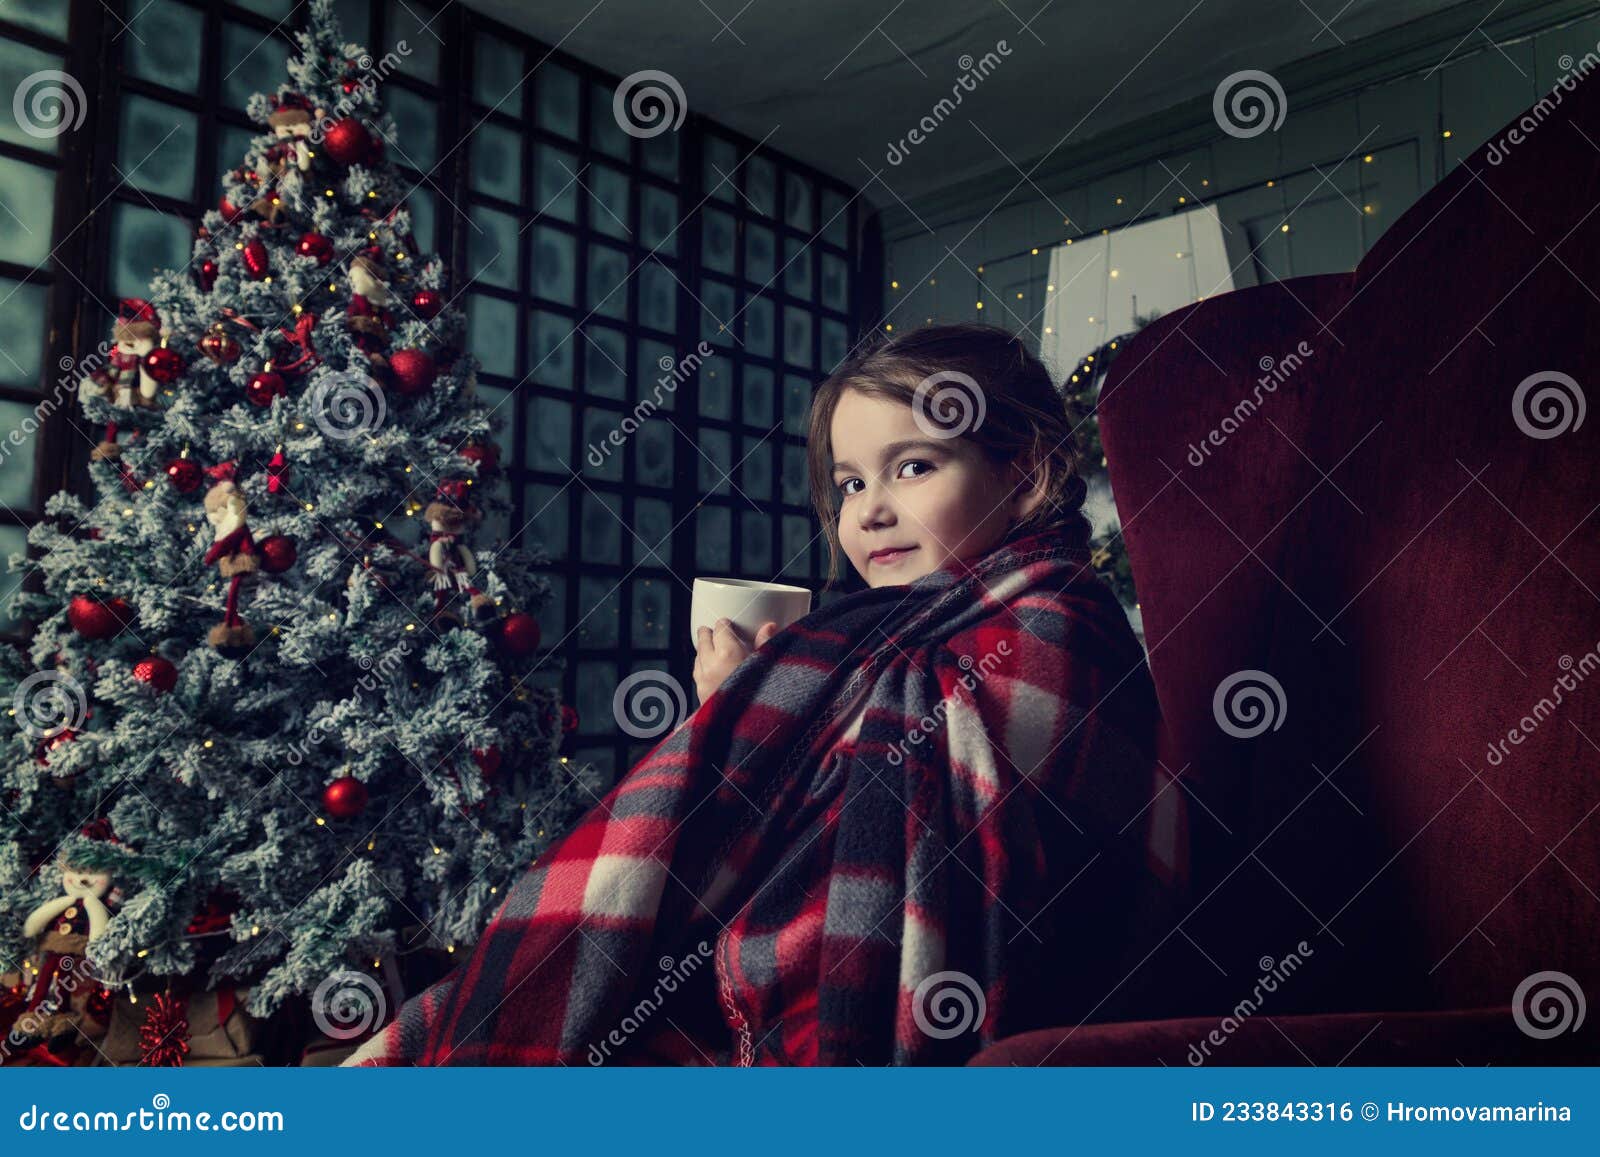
[{"x1": 869, "y1": 546, "x2": 917, "y2": 565}]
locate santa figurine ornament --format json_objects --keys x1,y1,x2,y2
[
  {"x1": 202, "y1": 475, "x2": 258, "y2": 656},
  {"x1": 346, "y1": 249, "x2": 395, "y2": 357},
  {"x1": 426, "y1": 481, "x2": 497, "y2": 627},
  {"x1": 252, "y1": 92, "x2": 318, "y2": 223},
  {"x1": 77, "y1": 299, "x2": 164, "y2": 460}
]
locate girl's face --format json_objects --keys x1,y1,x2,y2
[{"x1": 829, "y1": 388, "x2": 1041, "y2": 587}]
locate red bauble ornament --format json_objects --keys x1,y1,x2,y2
[
  {"x1": 561, "y1": 704, "x2": 579, "y2": 734},
  {"x1": 143, "y1": 346, "x2": 183, "y2": 384},
  {"x1": 132, "y1": 656, "x2": 178, "y2": 694},
  {"x1": 323, "y1": 118, "x2": 373, "y2": 165},
  {"x1": 296, "y1": 232, "x2": 334, "y2": 265},
  {"x1": 218, "y1": 196, "x2": 246, "y2": 223},
  {"x1": 471, "y1": 747, "x2": 501, "y2": 779},
  {"x1": 241, "y1": 238, "x2": 270, "y2": 280},
  {"x1": 387, "y1": 348, "x2": 436, "y2": 396},
  {"x1": 410, "y1": 289, "x2": 443, "y2": 319},
  {"x1": 165, "y1": 456, "x2": 203, "y2": 493},
  {"x1": 198, "y1": 259, "x2": 218, "y2": 291},
  {"x1": 246, "y1": 370, "x2": 286, "y2": 407},
  {"x1": 498, "y1": 612, "x2": 541, "y2": 656},
  {"x1": 199, "y1": 327, "x2": 240, "y2": 365},
  {"x1": 68, "y1": 595, "x2": 133, "y2": 640},
  {"x1": 258, "y1": 535, "x2": 297, "y2": 574},
  {"x1": 461, "y1": 442, "x2": 498, "y2": 473},
  {"x1": 322, "y1": 776, "x2": 369, "y2": 819}
]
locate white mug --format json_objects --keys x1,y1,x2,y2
[{"x1": 690, "y1": 578, "x2": 812, "y2": 649}]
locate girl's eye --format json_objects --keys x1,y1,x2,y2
[
  {"x1": 837, "y1": 478, "x2": 862, "y2": 497},
  {"x1": 899, "y1": 460, "x2": 933, "y2": 479}
]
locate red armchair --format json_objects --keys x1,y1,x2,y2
[{"x1": 973, "y1": 76, "x2": 1600, "y2": 1065}]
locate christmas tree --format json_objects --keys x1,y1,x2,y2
[{"x1": 0, "y1": 0, "x2": 592, "y2": 1047}]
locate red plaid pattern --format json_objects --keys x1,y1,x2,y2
[{"x1": 346, "y1": 523, "x2": 1167, "y2": 1065}]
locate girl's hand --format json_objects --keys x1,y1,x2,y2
[{"x1": 693, "y1": 618, "x2": 779, "y2": 705}]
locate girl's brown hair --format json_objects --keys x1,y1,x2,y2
[{"x1": 806, "y1": 323, "x2": 1091, "y2": 587}]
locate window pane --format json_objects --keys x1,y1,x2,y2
[
  {"x1": 535, "y1": 64, "x2": 580, "y2": 138},
  {"x1": 743, "y1": 364, "x2": 774, "y2": 427},
  {"x1": 634, "y1": 496, "x2": 672, "y2": 568},
  {"x1": 534, "y1": 571, "x2": 566, "y2": 644},
  {"x1": 528, "y1": 310, "x2": 574, "y2": 389},
  {"x1": 698, "y1": 354, "x2": 731, "y2": 419},
  {"x1": 744, "y1": 223, "x2": 775, "y2": 285},
  {"x1": 821, "y1": 188, "x2": 850, "y2": 247},
  {"x1": 701, "y1": 208, "x2": 736, "y2": 274},
  {"x1": 524, "y1": 395, "x2": 571, "y2": 471},
  {"x1": 696, "y1": 505, "x2": 731, "y2": 571},
  {"x1": 533, "y1": 144, "x2": 579, "y2": 223},
  {"x1": 631, "y1": 577, "x2": 670, "y2": 648},
  {"x1": 581, "y1": 407, "x2": 623, "y2": 481},
  {"x1": 820, "y1": 252, "x2": 849, "y2": 311},
  {"x1": 470, "y1": 121, "x2": 521, "y2": 201},
  {"x1": 784, "y1": 236, "x2": 814, "y2": 300},
  {"x1": 406, "y1": 189, "x2": 437, "y2": 252},
  {"x1": 636, "y1": 339, "x2": 677, "y2": 409},
  {"x1": 0, "y1": 399, "x2": 39, "y2": 510},
  {"x1": 820, "y1": 318, "x2": 850, "y2": 372},
  {"x1": 740, "y1": 436, "x2": 772, "y2": 501},
  {"x1": 740, "y1": 510, "x2": 772, "y2": 574},
  {"x1": 0, "y1": 524, "x2": 28, "y2": 632},
  {"x1": 125, "y1": 1, "x2": 201, "y2": 92},
  {"x1": 522, "y1": 482, "x2": 569, "y2": 559},
  {"x1": 589, "y1": 164, "x2": 631, "y2": 240},
  {"x1": 474, "y1": 33, "x2": 523, "y2": 109},
  {"x1": 784, "y1": 171, "x2": 815, "y2": 231},
  {"x1": 108, "y1": 203, "x2": 188, "y2": 299},
  {"x1": 5, "y1": 0, "x2": 69, "y2": 37},
  {"x1": 0, "y1": 276, "x2": 50, "y2": 389},
  {"x1": 781, "y1": 444, "x2": 808, "y2": 505},
  {"x1": 0, "y1": 41, "x2": 68, "y2": 152},
  {"x1": 703, "y1": 135, "x2": 738, "y2": 202},
  {"x1": 578, "y1": 576, "x2": 620, "y2": 648},
  {"x1": 389, "y1": 0, "x2": 440, "y2": 82},
  {"x1": 697, "y1": 428, "x2": 731, "y2": 495},
  {"x1": 782, "y1": 307, "x2": 814, "y2": 369},
  {"x1": 385, "y1": 87, "x2": 438, "y2": 171},
  {"x1": 467, "y1": 205, "x2": 520, "y2": 290},
  {"x1": 638, "y1": 262, "x2": 676, "y2": 333},
  {"x1": 639, "y1": 185, "x2": 679, "y2": 256},
  {"x1": 743, "y1": 294, "x2": 774, "y2": 358},
  {"x1": 783, "y1": 373, "x2": 812, "y2": 435},
  {"x1": 590, "y1": 80, "x2": 631, "y2": 160},
  {"x1": 221, "y1": 23, "x2": 289, "y2": 111},
  {"x1": 640, "y1": 132, "x2": 678, "y2": 180},
  {"x1": 635, "y1": 416, "x2": 673, "y2": 488},
  {"x1": 580, "y1": 490, "x2": 622, "y2": 564},
  {"x1": 531, "y1": 226, "x2": 576, "y2": 305},
  {"x1": 585, "y1": 243, "x2": 629, "y2": 321},
  {"x1": 467, "y1": 293, "x2": 518, "y2": 378},
  {"x1": 781, "y1": 515, "x2": 812, "y2": 579},
  {"x1": 747, "y1": 155, "x2": 777, "y2": 218},
  {"x1": 574, "y1": 662, "x2": 616, "y2": 734},
  {"x1": 332, "y1": 0, "x2": 372, "y2": 46},
  {"x1": 582, "y1": 325, "x2": 627, "y2": 398},
  {"x1": 700, "y1": 279, "x2": 734, "y2": 347}
]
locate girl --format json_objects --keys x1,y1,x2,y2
[{"x1": 347, "y1": 323, "x2": 1185, "y2": 1066}]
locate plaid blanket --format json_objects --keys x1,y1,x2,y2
[{"x1": 345, "y1": 522, "x2": 1166, "y2": 1065}]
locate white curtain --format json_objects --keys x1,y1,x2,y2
[{"x1": 1038, "y1": 204, "x2": 1234, "y2": 377}]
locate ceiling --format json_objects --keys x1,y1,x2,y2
[{"x1": 464, "y1": 0, "x2": 1471, "y2": 208}]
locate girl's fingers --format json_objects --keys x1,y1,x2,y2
[{"x1": 755, "y1": 621, "x2": 779, "y2": 647}]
